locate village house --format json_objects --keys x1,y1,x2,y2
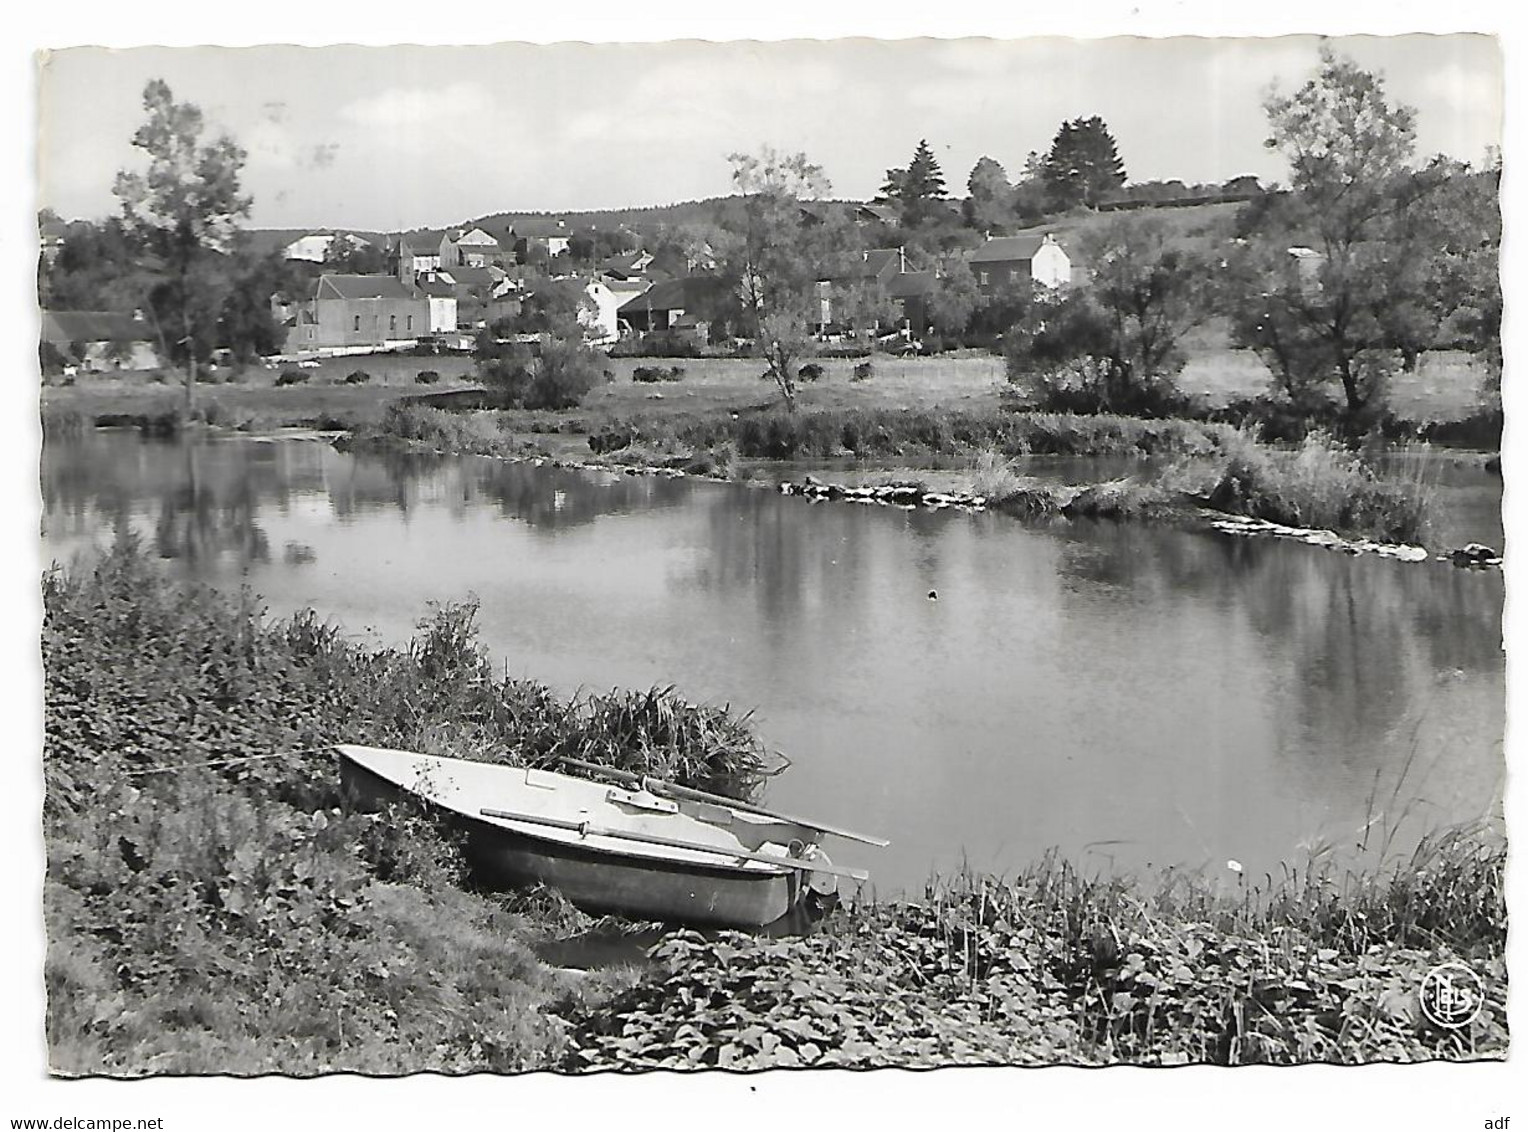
[
  {"x1": 40, "y1": 220, "x2": 67, "y2": 266},
  {"x1": 282, "y1": 231, "x2": 375, "y2": 263},
  {"x1": 40, "y1": 310, "x2": 158, "y2": 371},
  {"x1": 967, "y1": 233, "x2": 1072, "y2": 292},
  {"x1": 392, "y1": 232, "x2": 446, "y2": 276},
  {"x1": 885, "y1": 270, "x2": 939, "y2": 332},
  {"x1": 854, "y1": 201, "x2": 901, "y2": 227},
  {"x1": 576, "y1": 279, "x2": 623, "y2": 345},
  {"x1": 441, "y1": 227, "x2": 503, "y2": 268},
  {"x1": 616, "y1": 274, "x2": 729, "y2": 341},
  {"x1": 435, "y1": 264, "x2": 511, "y2": 329},
  {"x1": 817, "y1": 247, "x2": 916, "y2": 331},
  {"x1": 600, "y1": 249, "x2": 655, "y2": 281},
  {"x1": 514, "y1": 218, "x2": 572, "y2": 260},
  {"x1": 279, "y1": 275, "x2": 432, "y2": 356}
]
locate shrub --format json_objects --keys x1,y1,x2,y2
[
  {"x1": 415, "y1": 370, "x2": 441, "y2": 385},
  {"x1": 1202, "y1": 430, "x2": 1433, "y2": 542},
  {"x1": 275, "y1": 368, "x2": 308, "y2": 387},
  {"x1": 852, "y1": 361, "x2": 874, "y2": 382},
  {"x1": 345, "y1": 370, "x2": 371, "y2": 385},
  {"x1": 524, "y1": 337, "x2": 603, "y2": 410},
  {"x1": 607, "y1": 332, "x2": 702, "y2": 358},
  {"x1": 632, "y1": 365, "x2": 685, "y2": 384},
  {"x1": 797, "y1": 363, "x2": 825, "y2": 382}
]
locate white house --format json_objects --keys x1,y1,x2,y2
[
  {"x1": 283, "y1": 232, "x2": 373, "y2": 263},
  {"x1": 442, "y1": 227, "x2": 503, "y2": 268},
  {"x1": 968, "y1": 233, "x2": 1072, "y2": 292},
  {"x1": 578, "y1": 279, "x2": 623, "y2": 345}
]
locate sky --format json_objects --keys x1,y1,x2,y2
[{"x1": 35, "y1": 34, "x2": 1502, "y2": 233}]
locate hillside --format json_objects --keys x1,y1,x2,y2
[{"x1": 239, "y1": 196, "x2": 1252, "y2": 262}]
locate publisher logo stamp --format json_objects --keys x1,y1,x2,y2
[{"x1": 1418, "y1": 962, "x2": 1485, "y2": 1029}]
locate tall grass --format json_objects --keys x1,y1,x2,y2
[
  {"x1": 966, "y1": 447, "x2": 1028, "y2": 498},
  {"x1": 42, "y1": 541, "x2": 779, "y2": 1074},
  {"x1": 1200, "y1": 430, "x2": 1434, "y2": 543},
  {"x1": 564, "y1": 833, "x2": 1506, "y2": 1070},
  {"x1": 356, "y1": 402, "x2": 519, "y2": 456},
  {"x1": 666, "y1": 407, "x2": 1236, "y2": 461}
]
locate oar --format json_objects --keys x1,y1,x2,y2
[
  {"x1": 556, "y1": 758, "x2": 889, "y2": 847},
  {"x1": 478, "y1": 807, "x2": 871, "y2": 882}
]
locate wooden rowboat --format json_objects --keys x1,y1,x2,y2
[{"x1": 335, "y1": 744, "x2": 880, "y2": 929}]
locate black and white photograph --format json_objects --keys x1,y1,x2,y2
[{"x1": 8, "y1": 4, "x2": 1519, "y2": 1127}]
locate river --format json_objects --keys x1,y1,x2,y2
[{"x1": 40, "y1": 430, "x2": 1506, "y2": 896}]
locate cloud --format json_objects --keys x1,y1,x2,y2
[
  {"x1": 1421, "y1": 63, "x2": 1501, "y2": 122},
  {"x1": 307, "y1": 142, "x2": 340, "y2": 169},
  {"x1": 244, "y1": 118, "x2": 298, "y2": 171},
  {"x1": 340, "y1": 82, "x2": 491, "y2": 128}
]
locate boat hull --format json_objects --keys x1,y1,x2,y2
[{"x1": 338, "y1": 749, "x2": 799, "y2": 928}]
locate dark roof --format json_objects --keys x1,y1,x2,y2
[
  {"x1": 417, "y1": 278, "x2": 456, "y2": 297},
  {"x1": 618, "y1": 276, "x2": 688, "y2": 313},
  {"x1": 440, "y1": 266, "x2": 497, "y2": 288},
  {"x1": 316, "y1": 275, "x2": 418, "y2": 301},
  {"x1": 616, "y1": 274, "x2": 726, "y2": 314},
  {"x1": 399, "y1": 231, "x2": 446, "y2": 254},
  {"x1": 856, "y1": 202, "x2": 900, "y2": 223},
  {"x1": 41, "y1": 310, "x2": 153, "y2": 343},
  {"x1": 856, "y1": 249, "x2": 902, "y2": 279},
  {"x1": 969, "y1": 235, "x2": 1053, "y2": 264},
  {"x1": 886, "y1": 270, "x2": 937, "y2": 299},
  {"x1": 40, "y1": 221, "x2": 67, "y2": 241},
  {"x1": 601, "y1": 250, "x2": 652, "y2": 277}
]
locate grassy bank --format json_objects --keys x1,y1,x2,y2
[
  {"x1": 567, "y1": 834, "x2": 1505, "y2": 1069},
  {"x1": 43, "y1": 550, "x2": 1504, "y2": 1073},
  {"x1": 43, "y1": 541, "x2": 773, "y2": 1075}
]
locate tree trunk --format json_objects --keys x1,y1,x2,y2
[{"x1": 182, "y1": 302, "x2": 197, "y2": 419}]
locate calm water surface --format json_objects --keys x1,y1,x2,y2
[{"x1": 41, "y1": 431, "x2": 1506, "y2": 895}]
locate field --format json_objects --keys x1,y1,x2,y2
[{"x1": 41, "y1": 343, "x2": 1491, "y2": 438}]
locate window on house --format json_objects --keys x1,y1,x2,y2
[
  {"x1": 979, "y1": 271, "x2": 989, "y2": 286},
  {"x1": 390, "y1": 314, "x2": 397, "y2": 333},
  {"x1": 407, "y1": 315, "x2": 413, "y2": 331},
  {"x1": 353, "y1": 315, "x2": 360, "y2": 331}
]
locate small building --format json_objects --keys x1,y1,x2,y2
[
  {"x1": 968, "y1": 233, "x2": 1072, "y2": 291},
  {"x1": 817, "y1": 248, "x2": 911, "y2": 330},
  {"x1": 515, "y1": 217, "x2": 572, "y2": 260},
  {"x1": 414, "y1": 276, "x2": 460, "y2": 334},
  {"x1": 436, "y1": 265, "x2": 510, "y2": 329},
  {"x1": 854, "y1": 201, "x2": 901, "y2": 227},
  {"x1": 886, "y1": 270, "x2": 938, "y2": 332},
  {"x1": 442, "y1": 227, "x2": 503, "y2": 268},
  {"x1": 600, "y1": 249, "x2": 655, "y2": 281},
  {"x1": 40, "y1": 310, "x2": 159, "y2": 371},
  {"x1": 1286, "y1": 246, "x2": 1327, "y2": 292},
  {"x1": 282, "y1": 231, "x2": 375, "y2": 263},
  {"x1": 577, "y1": 279, "x2": 623, "y2": 345},
  {"x1": 392, "y1": 232, "x2": 447, "y2": 279},
  {"x1": 39, "y1": 220, "x2": 67, "y2": 266},
  {"x1": 616, "y1": 274, "x2": 728, "y2": 339}
]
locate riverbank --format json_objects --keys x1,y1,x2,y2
[
  {"x1": 42, "y1": 353, "x2": 1498, "y2": 550},
  {"x1": 43, "y1": 549, "x2": 1506, "y2": 1073}
]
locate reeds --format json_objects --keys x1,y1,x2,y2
[{"x1": 1203, "y1": 429, "x2": 1435, "y2": 543}]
